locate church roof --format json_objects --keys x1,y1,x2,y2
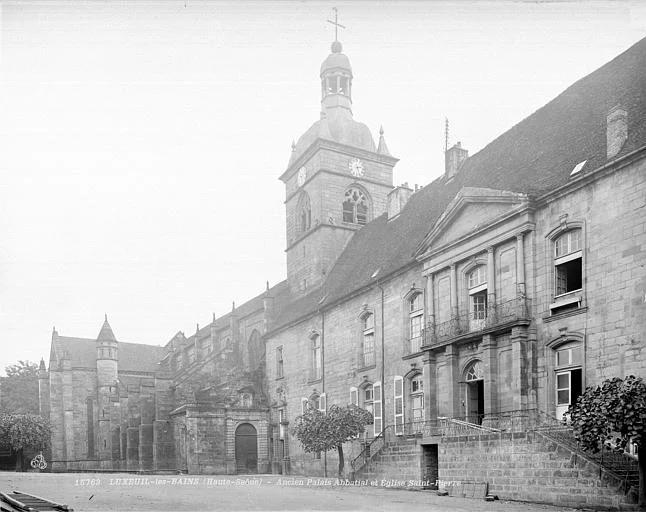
[
  {"x1": 271, "y1": 36, "x2": 646, "y2": 331},
  {"x1": 51, "y1": 336, "x2": 166, "y2": 373}
]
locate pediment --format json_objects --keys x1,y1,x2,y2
[{"x1": 417, "y1": 187, "x2": 529, "y2": 256}]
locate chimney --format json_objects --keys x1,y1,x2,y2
[
  {"x1": 445, "y1": 141, "x2": 468, "y2": 180},
  {"x1": 387, "y1": 183, "x2": 413, "y2": 220},
  {"x1": 607, "y1": 105, "x2": 627, "y2": 159}
]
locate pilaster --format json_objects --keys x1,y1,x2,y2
[
  {"x1": 444, "y1": 344, "x2": 460, "y2": 418},
  {"x1": 510, "y1": 326, "x2": 529, "y2": 410},
  {"x1": 422, "y1": 353, "x2": 437, "y2": 419},
  {"x1": 482, "y1": 334, "x2": 498, "y2": 417}
]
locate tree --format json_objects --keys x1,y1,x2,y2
[
  {"x1": 293, "y1": 404, "x2": 373, "y2": 477},
  {"x1": 0, "y1": 413, "x2": 51, "y2": 470},
  {"x1": 0, "y1": 360, "x2": 40, "y2": 415},
  {"x1": 566, "y1": 375, "x2": 646, "y2": 507}
]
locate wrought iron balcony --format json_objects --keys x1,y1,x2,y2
[{"x1": 422, "y1": 297, "x2": 531, "y2": 349}]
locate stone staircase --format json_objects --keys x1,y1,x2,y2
[
  {"x1": 355, "y1": 437, "x2": 421, "y2": 483},
  {"x1": 351, "y1": 417, "x2": 640, "y2": 509}
]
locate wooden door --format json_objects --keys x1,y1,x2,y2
[{"x1": 235, "y1": 423, "x2": 258, "y2": 474}]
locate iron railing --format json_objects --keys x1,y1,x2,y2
[
  {"x1": 422, "y1": 297, "x2": 531, "y2": 348},
  {"x1": 349, "y1": 424, "x2": 394, "y2": 475}
]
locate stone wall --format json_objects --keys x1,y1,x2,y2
[{"x1": 438, "y1": 432, "x2": 635, "y2": 509}]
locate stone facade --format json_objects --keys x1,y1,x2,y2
[{"x1": 43, "y1": 35, "x2": 646, "y2": 507}]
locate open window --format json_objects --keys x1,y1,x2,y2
[
  {"x1": 554, "y1": 342, "x2": 583, "y2": 420},
  {"x1": 550, "y1": 227, "x2": 584, "y2": 315}
]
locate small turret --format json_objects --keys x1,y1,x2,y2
[{"x1": 96, "y1": 315, "x2": 118, "y2": 386}]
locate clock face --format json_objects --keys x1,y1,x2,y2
[
  {"x1": 297, "y1": 166, "x2": 307, "y2": 187},
  {"x1": 349, "y1": 158, "x2": 364, "y2": 177}
]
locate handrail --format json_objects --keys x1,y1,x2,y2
[
  {"x1": 422, "y1": 297, "x2": 531, "y2": 349},
  {"x1": 349, "y1": 424, "x2": 395, "y2": 474}
]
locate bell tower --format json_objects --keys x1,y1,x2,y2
[{"x1": 280, "y1": 31, "x2": 399, "y2": 296}]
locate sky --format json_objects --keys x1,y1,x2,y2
[{"x1": 1, "y1": 0, "x2": 645, "y2": 375}]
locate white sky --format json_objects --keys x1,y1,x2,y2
[{"x1": 1, "y1": 0, "x2": 645, "y2": 375}]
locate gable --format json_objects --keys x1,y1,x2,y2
[
  {"x1": 417, "y1": 188, "x2": 529, "y2": 256},
  {"x1": 432, "y1": 200, "x2": 522, "y2": 249}
]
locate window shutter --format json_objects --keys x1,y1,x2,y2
[
  {"x1": 373, "y1": 381, "x2": 382, "y2": 437},
  {"x1": 394, "y1": 376, "x2": 404, "y2": 436},
  {"x1": 319, "y1": 393, "x2": 327, "y2": 413},
  {"x1": 301, "y1": 397, "x2": 308, "y2": 414},
  {"x1": 350, "y1": 387, "x2": 358, "y2": 406}
]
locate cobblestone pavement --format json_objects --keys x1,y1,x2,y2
[{"x1": 0, "y1": 473, "x2": 582, "y2": 511}]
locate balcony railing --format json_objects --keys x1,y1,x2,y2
[{"x1": 422, "y1": 297, "x2": 531, "y2": 349}]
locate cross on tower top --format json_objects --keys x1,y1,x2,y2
[{"x1": 326, "y1": 7, "x2": 346, "y2": 42}]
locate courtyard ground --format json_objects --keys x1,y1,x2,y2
[{"x1": 0, "y1": 472, "x2": 582, "y2": 512}]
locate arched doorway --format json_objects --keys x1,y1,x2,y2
[
  {"x1": 465, "y1": 361, "x2": 484, "y2": 425},
  {"x1": 235, "y1": 423, "x2": 258, "y2": 474}
]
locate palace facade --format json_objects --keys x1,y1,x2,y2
[{"x1": 42, "y1": 35, "x2": 646, "y2": 507}]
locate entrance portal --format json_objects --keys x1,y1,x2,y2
[
  {"x1": 467, "y1": 380, "x2": 484, "y2": 425},
  {"x1": 465, "y1": 360, "x2": 485, "y2": 425},
  {"x1": 235, "y1": 423, "x2": 258, "y2": 474},
  {"x1": 421, "y1": 444, "x2": 438, "y2": 490}
]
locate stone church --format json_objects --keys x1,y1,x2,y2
[{"x1": 42, "y1": 34, "x2": 646, "y2": 506}]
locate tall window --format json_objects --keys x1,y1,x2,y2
[
  {"x1": 276, "y1": 346, "x2": 284, "y2": 378},
  {"x1": 361, "y1": 313, "x2": 375, "y2": 367},
  {"x1": 297, "y1": 192, "x2": 311, "y2": 234},
  {"x1": 409, "y1": 293, "x2": 424, "y2": 353},
  {"x1": 342, "y1": 188, "x2": 369, "y2": 225},
  {"x1": 410, "y1": 374, "x2": 424, "y2": 424},
  {"x1": 467, "y1": 266, "x2": 487, "y2": 329},
  {"x1": 311, "y1": 334, "x2": 322, "y2": 380},
  {"x1": 555, "y1": 342, "x2": 583, "y2": 420},
  {"x1": 363, "y1": 385, "x2": 374, "y2": 416},
  {"x1": 554, "y1": 230, "x2": 582, "y2": 296}
]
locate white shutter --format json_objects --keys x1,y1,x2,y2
[
  {"x1": 350, "y1": 387, "x2": 358, "y2": 406},
  {"x1": 319, "y1": 393, "x2": 327, "y2": 413},
  {"x1": 394, "y1": 376, "x2": 404, "y2": 436},
  {"x1": 373, "y1": 381, "x2": 382, "y2": 437},
  {"x1": 301, "y1": 397, "x2": 308, "y2": 414}
]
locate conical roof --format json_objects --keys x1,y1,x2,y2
[{"x1": 97, "y1": 315, "x2": 117, "y2": 342}]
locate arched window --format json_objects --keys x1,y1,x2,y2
[
  {"x1": 360, "y1": 312, "x2": 375, "y2": 368},
  {"x1": 465, "y1": 361, "x2": 484, "y2": 381},
  {"x1": 247, "y1": 330, "x2": 263, "y2": 370},
  {"x1": 297, "y1": 192, "x2": 311, "y2": 234},
  {"x1": 342, "y1": 187, "x2": 370, "y2": 225},
  {"x1": 408, "y1": 293, "x2": 424, "y2": 353}
]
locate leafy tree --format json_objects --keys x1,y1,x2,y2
[
  {"x1": 566, "y1": 375, "x2": 646, "y2": 507},
  {"x1": 0, "y1": 360, "x2": 40, "y2": 414},
  {"x1": 0, "y1": 413, "x2": 51, "y2": 470},
  {"x1": 293, "y1": 404, "x2": 373, "y2": 477}
]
